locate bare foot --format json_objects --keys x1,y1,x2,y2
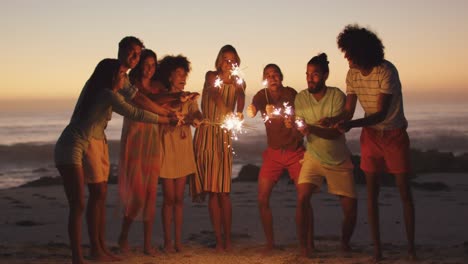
[
  {"x1": 71, "y1": 256, "x2": 89, "y2": 264},
  {"x1": 407, "y1": 251, "x2": 417, "y2": 261},
  {"x1": 163, "y1": 244, "x2": 176, "y2": 254},
  {"x1": 341, "y1": 242, "x2": 352, "y2": 252},
  {"x1": 214, "y1": 243, "x2": 224, "y2": 252},
  {"x1": 118, "y1": 236, "x2": 130, "y2": 254},
  {"x1": 372, "y1": 253, "x2": 383, "y2": 263},
  {"x1": 89, "y1": 251, "x2": 116, "y2": 262},
  {"x1": 260, "y1": 244, "x2": 274, "y2": 255},
  {"x1": 175, "y1": 243, "x2": 184, "y2": 253},
  {"x1": 224, "y1": 240, "x2": 232, "y2": 252},
  {"x1": 299, "y1": 246, "x2": 314, "y2": 258},
  {"x1": 102, "y1": 247, "x2": 122, "y2": 261},
  {"x1": 144, "y1": 246, "x2": 159, "y2": 257}
]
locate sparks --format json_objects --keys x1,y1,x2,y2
[
  {"x1": 220, "y1": 113, "x2": 244, "y2": 140},
  {"x1": 295, "y1": 117, "x2": 305, "y2": 128},
  {"x1": 262, "y1": 113, "x2": 271, "y2": 123},
  {"x1": 214, "y1": 76, "x2": 223, "y2": 88},
  {"x1": 272, "y1": 107, "x2": 282, "y2": 116},
  {"x1": 283, "y1": 102, "x2": 293, "y2": 117},
  {"x1": 230, "y1": 63, "x2": 246, "y2": 87}
]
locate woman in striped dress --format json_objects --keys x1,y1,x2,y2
[{"x1": 193, "y1": 45, "x2": 246, "y2": 251}]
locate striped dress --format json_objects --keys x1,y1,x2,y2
[{"x1": 193, "y1": 83, "x2": 238, "y2": 196}]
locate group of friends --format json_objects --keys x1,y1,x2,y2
[{"x1": 54, "y1": 24, "x2": 416, "y2": 264}]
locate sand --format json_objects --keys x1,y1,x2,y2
[{"x1": 1, "y1": 173, "x2": 467, "y2": 264}]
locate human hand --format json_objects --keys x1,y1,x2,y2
[
  {"x1": 192, "y1": 119, "x2": 201, "y2": 128},
  {"x1": 188, "y1": 92, "x2": 200, "y2": 101},
  {"x1": 318, "y1": 117, "x2": 333, "y2": 127},
  {"x1": 335, "y1": 120, "x2": 351, "y2": 133},
  {"x1": 295, "y1": 117, "x2": 308, "y2": 135},
  {"x1": 174, "y1": 111, "x2": 185, "y2": 126},
  {"x1": 235, "y1": 112, "x2": 244, "y2": 121},
  {"x1": 180, "y1": 93, "x2": 189, "y2": 103},
  {"x1": 246, "y1": 104, "x2": 256, "y2": 118},
  {"x1": 169, "y1": 116, "x2": 179, "y2": 126}
]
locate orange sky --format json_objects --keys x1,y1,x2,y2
[{"x1": 1, "y1": 1, "x2": 467, "y2": 105}]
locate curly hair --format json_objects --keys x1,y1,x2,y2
[
  {"x1": 155, "y1": 55, "x2": 191, "y2": 91},
  {"x1": 307, "y1": 53, "x2": 329, "y2": 73},
  {"x1": 337, "y1": 24, "x2": 385, "y2": 69},
  {"x1": 129, "y1": 49, "x2": 157, "y2": 84}
]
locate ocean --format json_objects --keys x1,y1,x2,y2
[{"x1": 0, "y1": 100, "x2": 467, "y2": 189}]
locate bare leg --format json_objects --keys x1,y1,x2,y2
[
  {"x1": 143, "y1": 179, "x2": 158, "y2": 256},
  {"x1": 219, "y1": 193, "x2": 232, "y2": 251},
  {"x1": 208, "y1": 193, "x2": 223, "y2": 251},
  {"x1": 365, "y1": 172, "x2": 382, "y2": 261},
  {"x1": 58, "y1": 165, "x2": 88, "y2": 264},
  {"x1": 395, "y1": 173, "x2": 416, "y2": 260},
  {"x1": 118, "y1": 216, "x2": 133, "y2": 253},
  {"x1": 118, "y1": 187, "x2": 144, "y2": 254},
  {"x1": 174, "y1": 176, "x2": 187, "y2": 252},
  {"x1": 87, "y1": 183, "x2": 117, "y2": 261},
  {"x1": 296, "y1": 183, "x2": 314, "y2": 257},
  {"x1": 257, "y1": 177, "x2": 276, "y2": 251},
  {"x1": 161, "y1": 179, "x2": 176, "y2": 253},
  {"x1": 339, "y1": 196, "x2": 357, "y2": 251}
]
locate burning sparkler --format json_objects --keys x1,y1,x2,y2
[
  {"x1": 214, "y1": 76, "x2": 223, "y2": 88},
  {"x1": 220, "y1": 113, "x2": 245, "y2": 140},
  {"x1": 213, "y1": 63, "x2": 246, "y2": 91},
  {"x1": 261, "y1": 102, "x2": 295, "y2": 123},
  {"x1": 295, "y1": 117, "x2": 306, "y2": 129}
]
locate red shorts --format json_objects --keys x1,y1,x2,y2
[
  {"x1": 259, "y1": 146, "x2": 305, "y2": 182},
  {"x1": 360, "y1": 127, "x2": 411, "y2": 174}
]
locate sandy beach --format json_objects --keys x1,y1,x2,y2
[{"x1": 1, "y1": 173, "x2": 467, "y2": 264}]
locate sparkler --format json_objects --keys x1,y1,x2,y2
[
  {"x1": 262, "y1": 102, "x2": 295, "y2": 123},
  {"x1": 220, "y1": 113, "x2": 245, "y2": 140},
  {"x1": 295, "y1": 117, "x2": 306, "y2": 128},
  {"x1": 214, "y1": 63, "x2": 246, "y2": 90},
  {"x1": 214, "y1": 76, "x2": 223, "y2": 88}
]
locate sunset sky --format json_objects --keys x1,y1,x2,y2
[{"x1": 1, "y1": 0, "x2": 467, "y2": 105}]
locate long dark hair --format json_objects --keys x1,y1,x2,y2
[
  {"x1": 72, "y1": 58, "x2": 121, "y2": 118},
  {"x1": 129, "y1": 49, "x2": 157, "y2": 84}
]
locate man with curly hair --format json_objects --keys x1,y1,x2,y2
[{"x1": 326, "y1": 24, "x2": 416, "y2": 261}]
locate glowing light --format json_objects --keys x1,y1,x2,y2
[
  {"x1": 262, "y1": 79, "x2": 268, "y2": 88},
  {"x1": 230, "y1": 63, "x2": 246, "y2": 88},
  {"x1": 214, "y1": 76, "x2": 223, "y2": 88},
  {"x1": 220, "y1": 113, "x2": 244, "y2": 140},
  {"x1": 295, "y1": 117, "x2": 305, "y2": 128},
  {"x1": 272, "y1": 107, "x2": 282, "y2": 116},
  {"x1": 283, "y1": 102, "x2": 293, "y2": 117}
]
